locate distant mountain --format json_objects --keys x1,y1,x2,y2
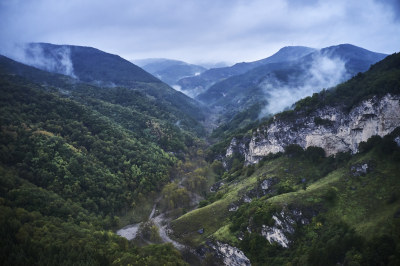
[
  {"x1": 198, "y1": 61, "x2": 229, "y2": 69},
  {"x1": 4, "y1": 43, "x2": 207, "y2": 122},
  {"x1": 177, "y1": 46, "x2": 316, "y2": 97},
  {"x1": 197, "y1": 44, "x2": 388, "y2": 122},
  {"x1": 20, "y1": 42, "x2": 160, "y2": 85},
  {"x1": 133, "y1": 58, "x2": 207, "y2": 86}
]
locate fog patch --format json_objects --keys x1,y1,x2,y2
[
  {"x1": 172, "y1": 84, "x2": 198, "y2": 98},
  {"x1": 260, "y1": 53, "x2": 348, "y2": 116},
  {"x1": 1, "y1": 43, "x2": 76, "y2": 78},
  {"x1": 172, "y1": 84, "x2": 182, "y2": 92},
  {"x1": 91, "y1": 80, "x2": 117, "y2": 88}
]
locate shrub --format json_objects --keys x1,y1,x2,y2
[
  {"x1": 305, "y1": 146, "x2": 326, "y2": 162},
  {"x1": 284, "y1": 144, "x2": 304, "y2": 157},
  {"x1": 358, "y1": 135, "x2": 382, "y2": 153}
]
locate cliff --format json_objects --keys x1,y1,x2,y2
[{"x1": 226, "y1": 94, "x2": 400, "y2": 164}]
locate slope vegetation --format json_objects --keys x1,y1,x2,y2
[
  {"x1": 11, "y1": 43, "x2": 207, "y2": 122},
  {"x1": 170, "y1": 52, "x2": 400, "y2": 265},
  {"x1": 0, "y1": 55, "x2": 208, "y2": 264}
]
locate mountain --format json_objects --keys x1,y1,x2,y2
[
  {"x1": 0, "y1": 59, "x2": 197, "y2": 264},
  {"x1": 1, "y1": 41, "x2": 399, "y2": 265},
  {"x1": 177, "y1": 46, "x2": 316, "y2": 97},
  {"x1": 198, "y1": 61, "x2": 229, "y2": 69},
  {"x1": 230, "y1": 51, "x2": 400, "y2": 163},
  {"x1": 0, "y1": 54, "x2": 207, "y2": 138},
  {"x1": 21, "y1": 42, "x2": 159, "y2": 84},
  {"x1": 133, "y1": 58, "x2": 207, "y2": 86},
  {"x1": 198, "y1": 44, "x2": 388, "y2": 124},
  {"x1": 4, "y1": 43, "x2": 207, "y2": 122},
  {"x1": 170, "y1": 52, "x2": 400, "y2": 265}
]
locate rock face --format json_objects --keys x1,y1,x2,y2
[
  {"x1": 208, "y1": 241, "x2": 251, "y2": 266},
  {"x1": 228, "y1": 178, "x2": 279, "y2": 212},
  {"x1": 350, "y1": 162, "x2": 370, "y2": 177},
  {"x1": 259, "y1": 208, "x2": 314, "y2": 248},
  {"x1": 395, "y1": 136, "x2": 400, "y2": 146},
  {"x1": 261, "y1": 215, "x2": 293, "y2": 248},
  {"x1": 227, "y1": 94, "x2": 400, "y2": 164},
  {"x1": 226, "y1": 137, "x2": 248, "y2": 157}
]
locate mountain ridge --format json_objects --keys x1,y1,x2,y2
[
  {"x1": 223, "y1": 52, "x2": 400, "y2": 164},
  {"x1": 196, "y1": 44, "x2": 388, "y2": 126},
  {"x1": 177, "y1": 46, "x2": 316, "y2": 97},
  {"x1": 1, "y1": 43, "x2": 208, "y2": 123},
  {"x1": 133, "y1": 58, "x2": 207, "y2": 86}
]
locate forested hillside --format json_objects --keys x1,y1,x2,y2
[
  {"x1": 10, "y1": 43, "x2": 207, "y2": 123},
  {"x1": 0, "y1": 56, "x2": 205, "y2": 264}
]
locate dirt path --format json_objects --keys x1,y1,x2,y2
[
  {"x1": 116, "y1": 223, "x2": 141, "y2": 240},
  {"x1": 117, "y1": 196, "x2": 186, "y2": 250},
  {"x1": 152, "y1": 213, "x2": 185, "y2": 250}
]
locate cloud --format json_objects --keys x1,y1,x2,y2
[
  {"x1": 0, "y1": 0, "x2": 399, "y2": 63},
  {"x1": 172, "y1": 84, "x2": 201, "y2": 98},
  {"x1": 259, "y1": 52, "x2": 347, "y2": 115},
  {"x1": 375, "y1": 0, "x2": 400, "y2": 21},
  {"x1": 6, "y1": 43, "x2": 76, "y2": 77}
]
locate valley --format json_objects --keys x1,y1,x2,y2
[{"x1": 0, "y1": 42, "x2": 399, "y2": 266}]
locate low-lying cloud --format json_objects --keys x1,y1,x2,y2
[
  {"x1": 172, "y1": 84, "x2": 203, "y2": 98},
  {"x1": 3, "y1": 43, "x2": 76, "y2": 78},
  {"x1": 260, "y1": 52, "x2": 348, "y2": 116}
]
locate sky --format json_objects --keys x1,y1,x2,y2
[{"x1": 0, "y1": 0, "x2": 399, "y2": 65}]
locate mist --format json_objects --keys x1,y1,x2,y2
[
  {"x1": 2, "y1": 43, "x2": 76, "y2": 78},
  {"x1": 259, "y1": 52, "x2": 348, "y2": 116},
  {"x1": 172, "y1": 84, "x2": 202, "y2": 98}
]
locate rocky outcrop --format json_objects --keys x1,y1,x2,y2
[
  {"x1": 226, "y1": 137, "x2": 248, "y2": 158},
  {"x1": 259, "y1": 208, "x2": 315, "y2": 248},
  {"x1": 208, "y1": 241, "x2": 251, "y2": 266},
  {"x1": 261, "y1": 214, "x2": 293, "y2": 248},
  {"x1": 227, "y1": 94, "x2": 400, "y2": 164},
  {"x1": 350, "y1": 162, "x2": 370, "y2": 177},
  {"x1": 210, "y1": 181, "x2": 225, "y2": 192},
  {"x1": 395, "y1": 136, "x2": 400, "y2": 146},
  {"x1": 228, "y1": 178, "x2": 279, "y2": 212}
]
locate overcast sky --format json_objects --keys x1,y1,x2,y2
[{"x1": 0, "y1": 0, "x2": 399, "y2": 64}]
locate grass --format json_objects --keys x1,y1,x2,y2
[
  {"x1": 170, "y1": 159, "x2": 271, "y2": 245},
  {"x1": 268, "y1": 150, "x2": 400, "y2": 240},
  {"x1": 213, "y1": 224, "x2": 239, "y2": 245},
  {"x1": 171, "y1": 148, "x2": 400, "y2": 248},
  {"x1": 170, "y1": 156, "x2": 310, "y2": 245},
  {"x1": 170, "y1": 199, "x2": 230, "y2": 245}
]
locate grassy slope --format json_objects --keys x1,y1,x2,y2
[
  {"x1": 171, "y1": 156, "x2": 324, "y2": 245},
  {"x1": 171, "y1": 148, "x2": 400, "y2": 247}
]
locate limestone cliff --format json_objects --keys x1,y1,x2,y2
[{"x1": 226, "y1": 94, "x2": 400, "y2": 164}]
